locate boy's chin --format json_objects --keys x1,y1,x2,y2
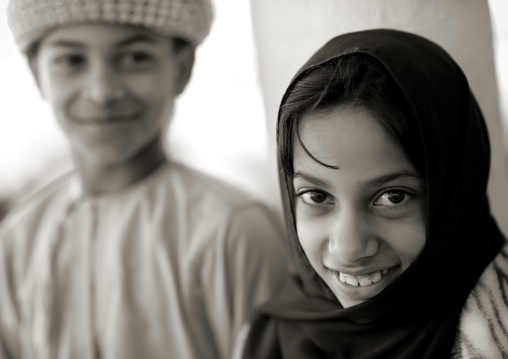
[{"x1": 72, "y1": 137, "x2": 163, "y2": 170}]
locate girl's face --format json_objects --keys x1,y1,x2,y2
[{"x1": 293, "y1": 106, "x2": 426, "y2": 308}]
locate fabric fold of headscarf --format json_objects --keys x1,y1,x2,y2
[{"x1": 243, "y1": 29, "x2": 505, "y2": 359}]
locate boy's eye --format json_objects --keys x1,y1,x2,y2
[
  {"x1": 53, "y1": 54, "x2": 85, "y2": 68},
  {"x1": 374, "y1": 190, "x2": 408, "y2": 206},
  {"x1": 118, "y1": 52, "x2": 154, "y2": 68}
]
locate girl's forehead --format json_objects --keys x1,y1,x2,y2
[
  {"x1": 299, "y1": 106, "x2": 399, "y2": 147},
  {"x1": 295, "y1": 106, "x2": 414, "y2": 175}
]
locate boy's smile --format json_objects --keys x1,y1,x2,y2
[
  {"x1": 34, "y1": 24, "x2": 189, "y2": 168},
  {"x1": 68, "y1": 95, "x2": 141, "y2": 123}
]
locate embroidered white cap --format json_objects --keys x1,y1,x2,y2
[{"x1": 7, "y1": 0, "x2": 214, "y2": 52}]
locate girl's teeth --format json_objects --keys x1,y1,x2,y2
[
  {"x1": 339, "y1": 272, "x2": 346, "y2": 283},
  {"x1": 345, "y1": 276, "x2": 359, "y2": 286},
  {"x1": 371, "y1": 271, "x2": 382, "y2": 283},
  {"x1": 358, "y1": 277, "x2": 372, "y2": 286},
  {"x1": 338, "y1": 269, "x2": 387, "y2": 287}
]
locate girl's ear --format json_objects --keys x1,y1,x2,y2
[{"x1": 173, "y1": 43, "x2": 196, "y2": 96}]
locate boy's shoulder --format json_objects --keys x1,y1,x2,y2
[
  {"x1": 0, "y1": 171, "x2": 73, "y2": 238},
  {"x1": 162, "y1": 162, "x2": 286, "y2": 239},
  {"x1": 167, "y1": 162, "x2": 259, "y2": 212}
]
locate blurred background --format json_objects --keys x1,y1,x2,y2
[
  {"x1": 0, "y1": 0, "x2": 269, "y2": 215},
  {"x1": 1, "y1": 0, "x2": 508, "y2": 234}
]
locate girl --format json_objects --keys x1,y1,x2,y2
[{"x1": 241, "y1": 29, "x2": 508, "y2": 358}]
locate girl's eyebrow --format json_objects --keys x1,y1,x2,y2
[
  {"x1": 365, "y1": 172, "x2": 422, "y2": 188},
  {"x1": 293, "y1": 172, "x2": 331, "y2": 188},
  {"x1": 293, "y1": 171, "x2": 421, "y2": 189}
]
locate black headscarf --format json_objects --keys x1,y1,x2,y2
[{"x1": 243, "y1": 29, "x2": 505, "y2": 359}]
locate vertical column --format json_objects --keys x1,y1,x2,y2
[{"x1": 251, "y1": 0, "x2": 508, "y2": 235}]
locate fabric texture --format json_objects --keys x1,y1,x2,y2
[
  {"x1": 235, "y1": 244, "x2": 508, "y2": 359},
  {"x1": 0, "y1": 160, "x2": 289, "y2": 359},
  {"x1": 7, "y1": 0, "x2": 213, "y2": 52},
  {"x1": 451, "y1": 243, "x2": 508, "y2": 358},
  {"x1": 242, "y1": 29, "x2": 507, "y2": 359}
]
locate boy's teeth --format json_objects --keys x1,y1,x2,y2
[{"x1": 338, "y1": 269, "x2": 387, "y2": 287}]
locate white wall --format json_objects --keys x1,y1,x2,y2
[
  {"x1": 0, "y1": 0, "x2": 270, "y2": 203},
  {"x1": 250, "y1": 0, "x2": 508, "y2": 235},
  {"x1": 1, "y1": 1, "x2": 507, "y2": 234}
]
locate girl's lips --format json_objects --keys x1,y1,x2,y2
[
  {"x1": 324, "y1": 263, "x2": 396, "y2": 278},
  {"x1": 336, "y1": 269, "x2": 388, "y2": 287},
  {"x1": 328, "y1": 265, "x2": 400, "y2": 296}
]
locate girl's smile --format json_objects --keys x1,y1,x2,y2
[
  {"x1": 328, "y1": 266, "x2": 400, "y2": 301},
  {"x1": 293, "y1": 105, "x2": 427, "y2": 308}
]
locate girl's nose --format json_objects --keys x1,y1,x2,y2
[
  {"x1": 328, "y1": 210, "x2": 378, "y2": 264},
  {"x1": 82, "y1": 65, "x2": 124, "y2": 106}
]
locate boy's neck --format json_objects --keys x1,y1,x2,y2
[{"x1": 74, "y1": 140, "x2": 167, "y2": 196}]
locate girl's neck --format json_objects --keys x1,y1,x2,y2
[{"x1": 74, "y1": 140, "x2": 167, "y2": 196}]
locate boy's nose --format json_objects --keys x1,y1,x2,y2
[
  {"x1": 82, "y1": 67, "x2": 124, "y2": 106},
  {"x1": 328, "y1": 210, "x2": 378, "y2": 264}
]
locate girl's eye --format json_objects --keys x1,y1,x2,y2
[
  {"x1": 296, "y1": 190, "x2": 335, "y2": 215},
  {"x1": 375, "y1": 190, "x2": 409, "y2": 207},
  {"x1": 298, "y1": 191, "x2": 333, "y2": 206}
]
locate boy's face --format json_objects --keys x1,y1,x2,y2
[{"x1": 34, "y1": 24, "x2": 192, "y2": 167}]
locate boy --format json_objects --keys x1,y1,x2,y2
[{"x1": 0, "y1": 1, "x2": 289, "y2": 358}]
